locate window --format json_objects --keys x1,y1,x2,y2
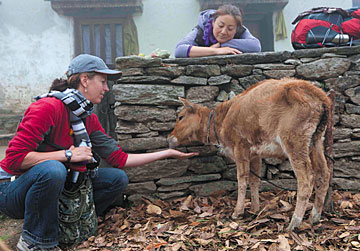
[
  {"x1": 74, "y1": 18, "x2": 125, "y2": 66},
  {"x1": 353, "y1": 0, "x2": 360, "y2": 6},
  {"x1": 48, "y1": 0, "x2": 142, "y2": 65}
]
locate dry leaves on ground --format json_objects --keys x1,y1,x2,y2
[{"x1": 67, "y1": 190, "x2": 360, "y2": 251}]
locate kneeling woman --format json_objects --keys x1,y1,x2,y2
[{"x1": 175, "y1": 4, "x2": 261, "y2": 58}]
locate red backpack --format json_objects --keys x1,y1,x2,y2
[{"x1": 291, "y1": 7, "x2": 360, "y2": 49}]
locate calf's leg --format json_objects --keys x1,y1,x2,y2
[
  {"x1": 232, "y1": 160, "x2": 250, "y2": 218},
  {"x1": 249, "y1": 156, "x2": 261, "y2": 213},
  {"x1": 309, "y1": 141, "x2": 330, "y2": 224},
  {"x1": 287, "y1": 155, "x2": 314, "y2": 231}
]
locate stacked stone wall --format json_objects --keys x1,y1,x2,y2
[{"x1": 114, "y1": 46, "x2": 360, "y2": 202}]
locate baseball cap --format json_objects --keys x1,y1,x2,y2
[{"x1": 67, "y1": 54, "x2": 122, "y2": 80}]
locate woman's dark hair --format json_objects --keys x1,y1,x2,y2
[
  {"x1": 211, "y1": 4, "x2": 243, "y2": 29},
  {"x1": 49, "y1": 72, "x2": 97, "y2": 92}
]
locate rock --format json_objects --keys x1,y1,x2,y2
[
  {"x1": 171, "y1": 76, "x2": 207, "y2": 86},
  {"x1": 188, "y1": 156, "x2": 227, "y2": 174},
  {"x1": 185, "y1": 65, "x2": 221, "y2": 77},
  {"x1": 156, "y1": 174, "x2": 221, "y2": 186},
  {"x1": 334, "y1": 159, "x2": 360, "y2": 179},
  {"x1": 113, "y1": 84, "x2": 184, "y2": 105},
  {"x1": 254, "y1": 63, "x2": 295, "y2": 70},
  {"x1": 186, "y1": 86, "x2": 219, "y2": 103},
  {"x1": 238, "y1": 75, "x2": 265, "y2": 89},
  {"x1": 334, "y1": 128, "x2": 352, "y2": 140},
  {"x1": 158, "y1": 191, "x2": 187, "y2": 200},
  {"x1": 124, "y1": 181, "x2": 157, "y2": 195},
  {"x1": 296, "y1": 58, "x2": 351, "y2": 80},
  {"x1": 114, "y1": 106, "x2": 176, "y2": 122},
  {"x1": 263, "y1": 70, "x2": 296, "y2": 79},
  {"x1": 117, "y1": 75, "x2": 171, "y2": 84},
  {"x1": 116, "y1": 55, "x2": 161, "y2": 68},
  {"x1": 123, "y1": 159, "x2": 190, "y2": 182},
  {"x1": 341, "y1": 114, "x2": 360, "y2": 128},
  {"x1": 346, "y1": 104, "x2": 360, "y2": 114},
  {"x1": 189, "y1": 181, "x2": 238, "y2": 196},
  {"x1": 146, "y1": 66, "x2": 185, "y2": 78},
  {"x1": 157, "y1": 183, "x2": 191, "y2": 192},
  {"x1": 333, "y1": 141, "x2": 360, "y2": 158},
  {"x1": 116, "y1": 121, "x2": 150, "y2": 134},
  {"x1": 119, "y1": 137, "x2": 168, "y2": 152},
  {"x1": 208, "y1": 75, "x2": 232, "y2": 86},
  {"x1": 345, "y1": 86, "x2": 360, "y2": 105},
  {"x1": 221, "y1": 64, "x2": 253, "y2": 77},
  {"x1": 333, "y1": 178, "x2": 360, "y2": 190},
  {"x1": 217, "y1": 90, "x2": 229, "y2": 102}
]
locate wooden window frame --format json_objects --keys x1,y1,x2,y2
[{"x1": 74, "y1": 17, "x2": 126, "y2": 67}]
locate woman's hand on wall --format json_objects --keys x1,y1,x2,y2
[{"x1": 215, "y1": 46, "x2": 242, "y2": 55}]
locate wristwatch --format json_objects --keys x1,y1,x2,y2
[{"x1": 65, "y1": 149, "x2": 72, "y2": 163}]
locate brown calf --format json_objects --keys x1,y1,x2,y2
[{"x1": 168, "y1": 78, "x2": 331, "y2": 231}]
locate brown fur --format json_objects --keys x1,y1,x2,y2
[{"x1": 168, "y1": 78, "x2": 331, "y2": 231}]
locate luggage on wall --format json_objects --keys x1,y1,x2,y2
[{"x1": 291, "y1": 7, "x2": 360, "y2": 49}]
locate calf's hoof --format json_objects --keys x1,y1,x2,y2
[
  {"x1": 286, "y1": 215, "x2": 302, "y2": 232},
  {"x1": 310, "y1": 207, "x2": 321, "y2": 225},
  {"x1": 231, "y1": 211, "x2": 241, "y2": 219}
]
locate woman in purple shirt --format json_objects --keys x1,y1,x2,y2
[{"x1": 175, "y1": 4, "x2": 261, "y2": 58}]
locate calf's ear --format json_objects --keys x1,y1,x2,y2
[{"x1": 179, "y1": 97, "x2": 196, "y2": 113}]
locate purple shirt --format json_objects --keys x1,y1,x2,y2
[{"x1": 175, "y1": 9, "x2": 262, "y2": 58}]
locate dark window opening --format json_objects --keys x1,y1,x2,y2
[{"x1": 75, "y1": 18, "x2": 124, "y2": 67}]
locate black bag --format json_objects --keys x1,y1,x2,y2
[{"x1": 58, "y1": 174, "x2": 98, "y2": 246}]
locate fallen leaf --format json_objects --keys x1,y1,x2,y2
[
  {"x1": 198, "y1": 212, "x2": 212, "y2": 217},
  {"x1": 180, "y1": 195, "x2": 192, "y2": 211},
  {"x1": 147, "y1": 204, "x2": 162, "y2": 215},
  {"x1": 194, "y1": 238, "x2": 212, "y2": 245},
  {"x1": 229, "y1": 221, "x2": 239, "y2": 230},
  {"x1": 145, "y1": 242, "x2": 167, "y2": 250},
  {"x1": 278, "y1": 235, "x2": 291, "y2": 251},
  {"x1": 190, "y1": 221, "x2": 200, "y2": 226},
  {"x1": 340, "y1": 200, "x2": 353, "y2": 209},
  {"x1": 351, "y1": 241, "x2": 360, "y2": 248},
  {"x1": 338, "y1": 232, "x2": 350, "y2": 238},
  {"x1": 269, "y1": 213, "x2": 287, "y2": 221},
  {"x1": 170, "y1": 242, "x2": 182, "y2": 251},
  {"x1": 169, "y1": 209, "x2": 186, "y2": 218},
  {"x1": 279, "y1": 200, "x2": 293, "y2": 212}
]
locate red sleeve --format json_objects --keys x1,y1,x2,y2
[{"x1": 1, "y1": 98, "x2": 65, "y2": 175}]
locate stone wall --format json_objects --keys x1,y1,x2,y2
[{"x1": 113, "y1": 46, "x2": 360, "y2": 203}]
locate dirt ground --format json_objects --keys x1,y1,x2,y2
[
  {"x1": 0, "y1": 214, "x2": 23, "y2": 250},
  {"x1": 1, "y1": 190, "x2": 359, "y2": 251}
]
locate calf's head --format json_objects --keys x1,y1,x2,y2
[{"x1": 168, "y1": 98, "x2": 208, "y2": 149}]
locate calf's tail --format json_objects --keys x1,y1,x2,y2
[{"x1": 312, "y1": 103, "x2": 329, "y2": 145}]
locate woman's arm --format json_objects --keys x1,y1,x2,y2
[
  {"x1": 174, "y1": 28, "x2": 198, "y2": 58},
  {"x1": 188, "y1": 45, "x2": 241, "y2": 57},
  {"x1": 221, "y1": 28, "x2": 262, "y2": 53},
  {"x1": 21, "y1": 145, "x2": 93, "y2": 170},
  {"x1": 124, "y1": 149, "x2": 198, "y2": 168}
]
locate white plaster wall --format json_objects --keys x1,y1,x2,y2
[
  {"x1": 275, "y1": 0, "x2": 353, "y2": 51},
  {"x1": 0, "y1": 0, "x2": 74, "y2": 113},
  {"x1": 133, "y1": 0, "x2": 200, "y2": 58}
]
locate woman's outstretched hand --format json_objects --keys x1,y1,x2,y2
[{"x1": 166, "y1": 149, "x2": 199, "y2": 159}]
